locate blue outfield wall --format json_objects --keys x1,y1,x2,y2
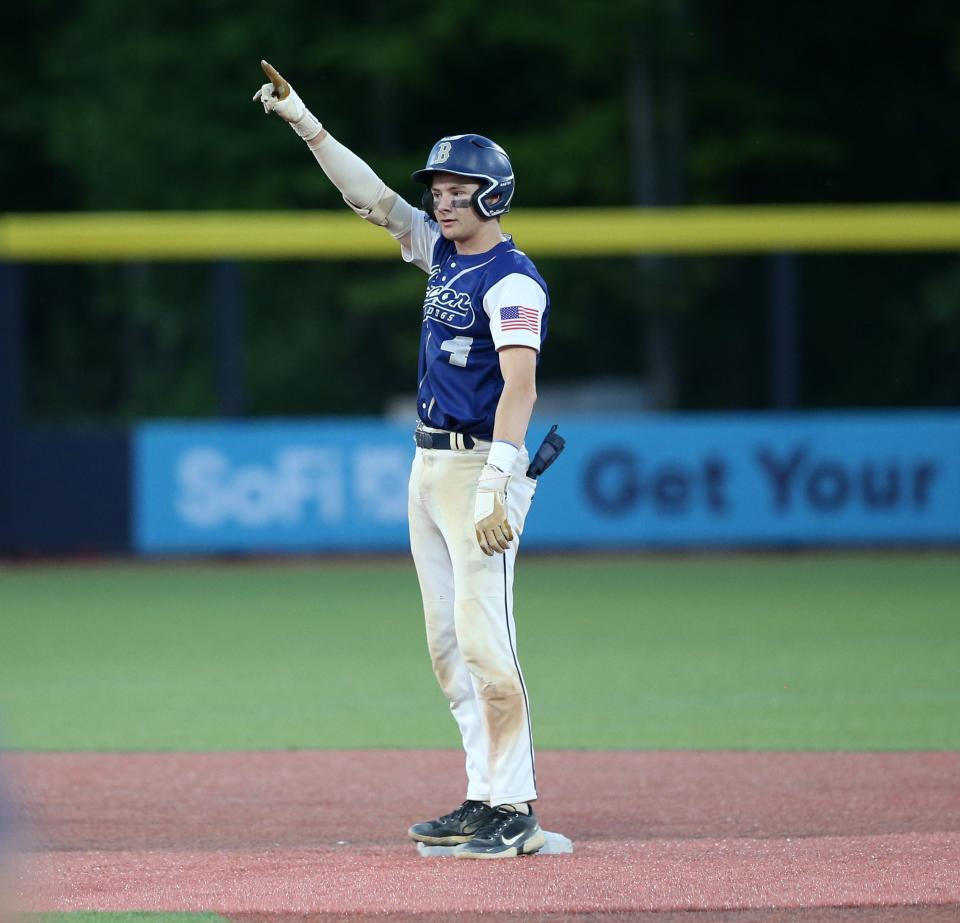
[{"x1": 133, "y1": 411, "x2": 960, "y2": 554}]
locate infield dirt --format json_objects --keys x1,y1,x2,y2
[{"x1": 8, "y1": 749, "x2": 960, "y2": 919}]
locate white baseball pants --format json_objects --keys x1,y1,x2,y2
[{"x1": 408, "y1": 435, "x2": 538, "y2": 807}]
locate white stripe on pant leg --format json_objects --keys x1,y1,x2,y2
[{"x1": 501, "y1": 550, "x2": 537, "y2": 797}]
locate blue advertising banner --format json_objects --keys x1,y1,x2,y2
[{"x1": 134, "y1": 412, "x2": 960, "y2": 553}]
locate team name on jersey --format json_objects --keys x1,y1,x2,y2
[{"x1": 422, "y1": 279, "x2": 476, "y2": 330}]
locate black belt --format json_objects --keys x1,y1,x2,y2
[{"x1": 415, "y1": 428, "x2": 476, "y2": 450}]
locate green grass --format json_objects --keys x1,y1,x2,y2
[{"x1": 1, "y1": 553, "x2": 958, "y2": 750}]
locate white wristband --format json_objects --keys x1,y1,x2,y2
[
  {"x1": 486, "y1": 441, "x2": 519, "y2": 473},
  {"x1": 290, "y1": 110, "x2": 322, "y2": 142}
]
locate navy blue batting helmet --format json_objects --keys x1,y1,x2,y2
[{"x1": 412, "y1": 134, "x2": 515, "y2": 219}]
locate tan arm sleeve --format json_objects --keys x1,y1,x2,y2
[{"x1": 306, "y1": 131, "x2": 413, "y2": 238}]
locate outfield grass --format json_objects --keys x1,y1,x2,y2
[{"x1": 1, "y1": 553, "x2": 958, "y2": 751}]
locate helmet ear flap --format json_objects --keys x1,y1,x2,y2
[
  {"x1": 474, "y1": 185, "x2": 506, "y2": 219},
  {"x1": 471, "y1": 188, "x2": 486, "y2": 219},
  {"x1": 421, "y1": 188, "x2": 436, "y2": 220}
]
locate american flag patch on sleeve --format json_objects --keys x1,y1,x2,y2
[{"x1": 499, "y1": 305, "x2": 540, "y2": 334}]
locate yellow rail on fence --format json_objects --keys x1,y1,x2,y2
[{"x1": 2, "y1": 205, "x2": 959, "y2": 261}]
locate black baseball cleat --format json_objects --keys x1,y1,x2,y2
[
  {"x1": 408, "y1": 799, "x2": 498, "y2": 845},
  {"x1": 454, "y1": 804, "x2": 546, "y2": 858}
]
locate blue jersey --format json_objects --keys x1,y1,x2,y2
[{"x1": 402, "y1": 213, "x2": 550, "y2": 439}]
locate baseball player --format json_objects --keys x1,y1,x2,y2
[{"x1": 255, "y1": 62, "x2": 549, "y2": 858}]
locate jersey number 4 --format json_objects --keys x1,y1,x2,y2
[{"x1": 440, "y1": 336, "x2": 474, "y2": 368}]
